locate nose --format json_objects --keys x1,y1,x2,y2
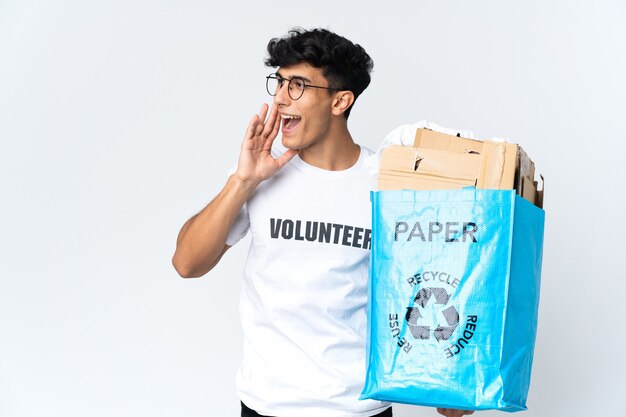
[{"x1": 273, "y1": 81, "x2": 291, "y2": 106}]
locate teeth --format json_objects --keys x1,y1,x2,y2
[{"x1": 281, "y1": 114, "x2": 301, "y2": 119}]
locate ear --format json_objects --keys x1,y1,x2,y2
[{"x1": 331, "y1": 91, "x2": 355, "y2": 116}]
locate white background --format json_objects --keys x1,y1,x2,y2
[{"x1": 1, "y1": 1, "x2": 625, "y2": 416}]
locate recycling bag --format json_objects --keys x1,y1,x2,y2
[{"x1": 361, "y1": 189, "x2": 545, "y2": 412}]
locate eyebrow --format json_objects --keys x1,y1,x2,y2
[{"x1": 275, "y1": 71, "x2": 312, "y2": 83}]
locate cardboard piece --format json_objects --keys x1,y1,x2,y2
[
  {"x1": 378, "y1": 145, "x2": 479, "y2": 190},
  {"x1": 378, "y1": 128, "x2": 543, "y2": 208}
]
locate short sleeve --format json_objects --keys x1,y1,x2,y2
[{"x1": 226, "y1": 202, "x2": 250, "y2": 246}]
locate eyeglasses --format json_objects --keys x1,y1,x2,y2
[{"x1": 265, "y1": 73, "x2": 341, "y2": 100}]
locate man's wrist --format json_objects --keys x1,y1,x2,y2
[{"x1": 229, "y1": 173, "x2": 260, "y2": 197}]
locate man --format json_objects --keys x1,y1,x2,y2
[{"x1": 173, "y1": 28, "x2": 472, "y2": 417}]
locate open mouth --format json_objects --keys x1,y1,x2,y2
[{"x1": 281, "y1": 114, "x2": 301, "y2": 131}]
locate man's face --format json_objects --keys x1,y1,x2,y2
[{"x1": 273, "y1": 63, "x2": 336, "y2": 150}]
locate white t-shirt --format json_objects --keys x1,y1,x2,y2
[{"x1": 226, "y1": 146, "x2": 390, "y2": 417}]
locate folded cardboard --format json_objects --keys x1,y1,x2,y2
[
  {"x1": 378, "y1": 128, "x2": 543, "y2": 208},
  {"x1": 414, "y1": 128, "x2": 519, "y2": 189},
  {"x1": 378, "y1": 145, "x2": 480, "y2": 190}
]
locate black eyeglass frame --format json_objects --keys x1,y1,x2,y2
[{"x1": 265, "y1": 73, "x2": 342, "y2": 100}]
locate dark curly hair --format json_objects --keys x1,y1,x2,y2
[{"x1": 265, "y1": 28, "x2": 373, "y2": 118}]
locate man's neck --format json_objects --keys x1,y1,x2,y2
[{"x1": 298, "y1": 124, "x2": 361, "y2": 171}]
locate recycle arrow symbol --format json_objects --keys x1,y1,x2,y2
[
  {"x1": 405, "y1": 306, "x2": 429, "y2": 339},
  {"x1": 434, "y1": 305, "x2": 460, "y2": 342},
  {"x1": 405, "y1": 287, "x2": 459, "y2": 342}
]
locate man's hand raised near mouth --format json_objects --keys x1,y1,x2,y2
[
  {"x1": 236, "y1": 103, "x2": 298, "y2": 185},
  {"x1": 172, "y1": 103, "x2": 297, "y2": 278}
]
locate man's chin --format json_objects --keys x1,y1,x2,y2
[{"x1": 281, "y1": 137, "x2": 304, "y2": 151}]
